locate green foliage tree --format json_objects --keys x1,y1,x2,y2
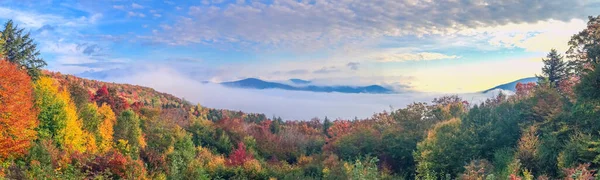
[
  {"x1": 323, "y1": 116, "x2": 332, "y2": 137},
  {"x1": 34, "y1": 77, "x2": 68, "y2": 146},
  {"x1": 538, "y1": 49, "x2": 568, "y2": 86},
  {"x1": 0, "y1": 20, "x2": 46, "y2": 79},
  {"x1": 345, "y1": 157, "x2": 381, "y2": 180},
  {"x1": 114, "y1": 110, "x2": 144, "y2": 158},
  {"x1": 575, "y1": 64, "x2": 600, "y2": 101},
  {"x1": 333, "y1": 126, "x2": 381, "y2": 161},
  {"x1": 79, "y1": 103, "x2": 102, "y2": 136},
  {"x1": 414, "y1": 119, "x2": 472, "y2": 179},
  {"x1": 270, "y1": 117, "x2": 282, "y2": 134},
  {"x1": 167, "y1": 131, "x2": 196, "y2": 180}
]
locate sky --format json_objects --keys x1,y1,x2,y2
[
  {"x1": 0, "y1": 0, "x2": 599, "y2": 119},
  {"x1": 0, "y1": 0, "x2": 598, "y2": 92}
]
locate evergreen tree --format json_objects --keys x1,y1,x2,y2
[
  {"x1": 538, "y1": 49, "x2": 567, "y2": 87},
  {"x1": 0, "y1": 20, "x2": 46, "y2": 79},
  {"x1": 323, "y1": 116, "x2": 332, "y2": 137}
]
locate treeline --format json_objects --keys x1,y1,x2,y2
[{"x1": 2, "y1": 16, "x2": 600, "y2": 179}]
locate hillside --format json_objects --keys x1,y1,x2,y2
[{"x1": 45, "y1": 71, "x2": 188, "y2": 108}]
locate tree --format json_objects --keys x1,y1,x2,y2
[
  {"x1": 415, "y1": 119, "x2": 473, "y2": 179},
  {"x1": 539, "y1": 49, "x2": 567, "y2": 86},
  {"x1": 34, "y1": 77, "x2": 68, "y2": 146},
  {"x1": 114, "y1": 110, "x2": 144, "y2": 157},
  {"x1": 0, "y1": 60, "x2": 38, "y2": 160},
  {"x1": 79, "y1": 103, "x2": 102, "y2": 135},
  {"x1": 515, "y1": 126, "x2": 540, "y2": 174},
  {"x1": 60, "y1": 87, "x2": 87, "y2": 152},
  {"x1": 97, "y1": 103, "x2": 116, "y2": 153},
  {"x1": 332, "y1": 126, "x2": 381, "y2": 161},
  {"x1": 567, "y1": 15, "x2": 600, "y2": 74},
  {"x1": 34, "y1": 76, "x2": 88, "y2": 152},
  {"x1": 323, "y1": 116, "x2": 332, "y2": 137},
  {"x1": 575, "y1": 64, "x2": 600, "y2": 101},
  {"x1": 167, "y1": 131, "x2": 196, "y2": 180},
  {"x1": 227, "y1": 142, "x2": 254, "y2": 167},
  {"x1": 69, "y1": 83, "x2": 91, "y2": 112},
  {"x1": 0, "y1": 20, "x2": 46, "y2": 79}
]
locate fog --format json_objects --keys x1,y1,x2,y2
[{"x1": 103, "y1": 67, "x2": 512, "y2": 120}]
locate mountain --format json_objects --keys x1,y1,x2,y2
[
  {"x1": 289, "y1": 78, "x2": 311, "y2": 85},
  {"x1": 483, "y1": 77, "x2": 538, "y2": 93},
  {"x1": 221, "y1": 78, "x2": 394, "y2": 94}
]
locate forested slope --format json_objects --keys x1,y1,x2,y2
[{"x1": 1, "y1": 16, "x2": 600, "y2": 180}]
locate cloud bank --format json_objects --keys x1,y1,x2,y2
[
  {"x1": 100, "y1": 66, "x2": 512, "y2": 120},
  {"x1": 152, "y1": 0, "x2": 590, "y2": 50}
]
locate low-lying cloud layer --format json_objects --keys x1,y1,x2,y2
[{"x1": 101, "y1": 66, "x2": 512, "y2": 120}]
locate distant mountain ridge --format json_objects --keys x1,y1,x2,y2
[
  {"x1": 289, "y1": 78, "x2": 311, "y2": 85},
  {"x1": 483, "y1": 77, "x2": 538, "y2": 93},
  {"x1": 222, "y1": 78, "x2": 394, "y2": 94}
]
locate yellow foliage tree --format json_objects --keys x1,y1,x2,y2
[
  {"x1": 34, "y1": 77, "x2": 90, "y2": 152},
  {"x1": 97, "y1": 103, "x2": 116, "y2": 153},
  {"x1": 59, "y1": 87, "x2": 88, "y2": 152},
  {"x1": 83, "y1": 131, "x2": 98, "y2": 154}
]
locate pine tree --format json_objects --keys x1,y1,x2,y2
[
  {"x1": 538, "y1": 49, "x2": 567, "y2": 87},
  {"x1": 0, "y1": 20, "x2": 46, "y2": 79},
  {"x1": 323, "y1": 116, "x2": 332, "y2": 137}
]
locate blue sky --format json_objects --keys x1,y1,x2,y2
[{"x1": 1, "y1": 0, "x2": 599, "y2": 93}]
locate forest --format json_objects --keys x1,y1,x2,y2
[{"x1": 1, "y1": 16, "x2": 600, "y2": 179}]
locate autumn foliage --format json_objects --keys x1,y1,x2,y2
[
  {"x1": 227, "y1": 142, "x2": 254, "y2": 167},
  {"x1": 5, "y1": 16, "x2": 600, "y2": 179},
  {"x1": 0, "y1": 60, "x2": 37, "y2": 160}
]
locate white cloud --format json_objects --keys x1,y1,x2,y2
[
  {"x1": 373, "y1": 52, "x2": 460, "y2": 62},
  {"x1": 477, "y1": 19, "x2": 587, "y2": 53},
  {"x1": 113, "y1": 5, "x2": 125, "y2": 10},
  {"x1": 77, "y1": 13, "x2": 103, "y2": 24},
  {"x1": 40, "y1": 41, "x2": 125, "y2": 74},
  {"x1": 0, "y1": 7, "x2": 63, "y2": 28},
  {"x1": 128, "y1": 11, "x2": 146, "y2": 18},
  {"x1": 132, "y1": 3, "x2": 144, "y2": 9}
]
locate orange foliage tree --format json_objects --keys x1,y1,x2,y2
[{"x1": 0, "y1": 60, "x2": 38, "y2": 160}]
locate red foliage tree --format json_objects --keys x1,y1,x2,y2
[
  {"x1": 227, "y1": 142, "x2": 253, "y2": 166},
  {"x1": 0, "y1": 60, "x2": 38, "y2": 160},
  {"x1": 515, "y1": 82, "x2": 536, "y2": 98},
  {"x1": 86, "y1": 150, "x2": 128, "y2": 178},
  {"x1": 92, "y1": 85, "x2": 130, "y2": 114},
  {"x1": 93, "y1": 86, "x2": 114, "y2": 106},
  {"x1": 130, "y1": 101, "x2": 144, "y2": 113}
]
